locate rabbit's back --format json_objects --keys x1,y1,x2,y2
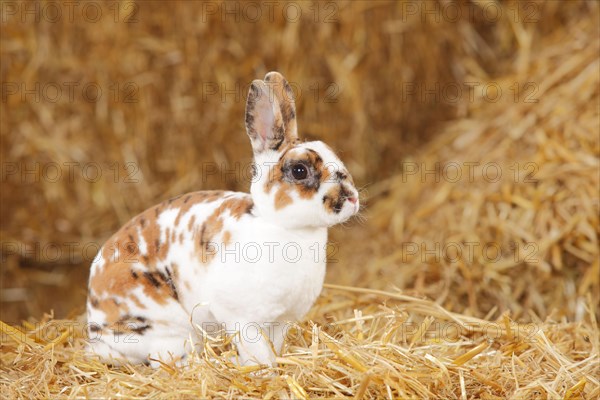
[{"x1": 86, "y1": 190, "x2": 254, "y2": 347}]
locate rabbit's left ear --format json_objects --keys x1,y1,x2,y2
[
  {"x1": 245, "y1": 80, "x2": 287, "y2": 154},
  {"x1": 264, "y1": 72, "x2": 297, "y2": 141}
]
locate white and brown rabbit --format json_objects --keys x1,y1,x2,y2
[{"x1": 86, "y1": 72, "x2": 359, "y2": 367}]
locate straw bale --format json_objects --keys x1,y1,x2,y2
[
  {"x1": 330, "y1": 3, "x2": 599, "y2": 322},
  {"x1": 1, "y1": 1, "x2": 591, "y2": 282}
]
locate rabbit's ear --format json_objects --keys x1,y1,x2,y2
[
  {"x1": 245, "y1": 80, "x2": 287, "y2": 154},
  {"x1": 264, "y1": 72, "x2": 298, "y2": 141}
]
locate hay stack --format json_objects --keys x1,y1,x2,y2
[
  {"x1": 2, "y1": 0, "x2": 519, "y2": 322},
  {"x1": 331, "y1": 5, "x2": 599, "y2": 322}
]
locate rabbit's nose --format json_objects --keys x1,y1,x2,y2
[{"x1": 347, "y1": 197, "x2": 358, "y2": 204}]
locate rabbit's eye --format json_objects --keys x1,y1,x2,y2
[{"x1": 291, "y1": 163, "x2": 308, "y2": 180}]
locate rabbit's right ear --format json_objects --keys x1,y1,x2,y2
[{"x1": 245, "y1": 80, "x2": 287, "y2": 154}]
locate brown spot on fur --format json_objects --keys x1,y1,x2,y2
[
  {"x1": 111, "y1": 315, "x2": 151, "y2": 335},
  {"x1": 322, "y1": 184, "x2": 352, "y2": 214},
  {"x1": 140, "y1": 269, "x2": 179, "y2": 301},
  {"x1": 143, "y1": 271, "x2": 161, "y2": 288},
  {"x1": 146, "y1": 269, "x2": 174, "y2": 303},
  {"x1": 94, "y1": 297, "x2": 129, "y2": 323},
  {"x1": 195, "y1": 196, "x2": 253, "y2": 263},
  {"x1": 274, "y1": 186, "x2": 293, "y2": 210},
  {"x1": 101, "y1": 238, "x2": 140, "y2": 267},
  {"x1": 129, "y1": 293, "x2": 147, "y2": 310},
  {"x1": 126, "y1": 241, "x2": 137, "y2": 255},
  {"x1": 168, "y1": 194, "x2": 182, "y2": 204},
  {"x1": 188, "y1": 215, "x2": 196, "y2": 231},
  {"x1": 170, "y1": 262, "x2": 179, "y2": 276},
  {"x1": 90, "y1": 259, "x2": 174, "y2": 326},
  {"x1": 173, "y1": 191, "x2": 226, "y2": 225},
  {"x1": 164, "y1": 267, "x2": 179, "y2": 301},
  {"x1": 222, "y1": 196, "x2": 254, "y2": 218},
  {"x1": 222, "y1": 231, "x2": 232, "y2": 245}
]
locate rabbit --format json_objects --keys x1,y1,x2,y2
[{"x1": 86, "y1": 72, "x2": 360, "y2": 368}]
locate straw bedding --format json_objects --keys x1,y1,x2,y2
[
  {"x1": 1, "y1": 286, "x2": 597, "y2": 399},
  {"x1": 1, "y1": 1, "x2": 599, "y2": 398}
]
